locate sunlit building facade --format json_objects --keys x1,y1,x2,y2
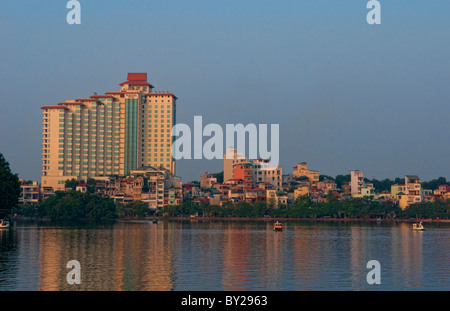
[{"x1": 41, "y1": 73, "x2": 177, "y2": 190}]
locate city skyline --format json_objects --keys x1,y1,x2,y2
[{"x1": 1, "y1": 0, "x2": 449, "y2": 183}]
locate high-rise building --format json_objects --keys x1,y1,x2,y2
[{"x1": 41, "y1": 73, "x2": 177, "y2": 190}]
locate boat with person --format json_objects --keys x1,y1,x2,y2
[
  {"x1": 273, "y1": 221, "x2": 283, "y2": 232},
  {"x1": 411, "y1": 222, "x2": 425, "y2": 231},
  {"x1": 0, "y1": 218, "x2": 10, "y2": 229}
]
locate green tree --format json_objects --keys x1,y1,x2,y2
[
  {"x1": 65, "y1": 178, "x2": 79, "y2": 191},
  {"x1": 0, "y1": 153, "x2": 21, "y2": 214},
  {"x1": 128, "y1": 201, "x2": 149, "y2": 218},
  {"x1": 86, "y1": 178, "x2": 97, "y2": 194},
  {"x1": 211, "y1": 171, "x2": 224, "y2": 183},
  {"x1": 335, "y1": 174, "x2": 350, "y2": 189},
  {"x1": 421, "y1": 177, "x2": 449, "y2": 191}
]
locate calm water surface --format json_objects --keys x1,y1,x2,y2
[{"x1": 0, "y1": 220, "x2": 449, "y2": 291}]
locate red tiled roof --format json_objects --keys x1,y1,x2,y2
[
  {"x1": 105, "y1": 91, "x2": 140, "y2": 95},
  {"x1": 90, "y1": 95, "x2": 116, "y2": 99},
  {"x1": 79, "y1": 98, "x2": 97, "y2": 102},
  {"x1": 119, "y1": 80, "x2": 152, "y2": 86},
  {"x1": 41, "y1": 105, "x2": 67, "y2": 109},
  {"x1": 127, "y1": 73, "x2": 147, "y2": 81}
]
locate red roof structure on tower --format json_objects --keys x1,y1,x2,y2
[{"x1": 119, "y1": 72, "x2": 153, "y2": 87}]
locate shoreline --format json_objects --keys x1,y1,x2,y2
[
  {"x1": 131, "y1": 216, "x2": 450, "y2": 223},
  {"x1": 15, "y1": 216, "x2": 450, "y2": 224}
]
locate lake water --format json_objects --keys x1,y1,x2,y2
[{"x1": 0, "y1": 220, "x2": 449, "y2": 291}]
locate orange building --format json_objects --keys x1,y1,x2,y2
[
  {"x1": 233, "y1": 162, "x2": 253, "y2": 190},
  {"x1": 293, "y1": 162, "x2": 319, "y2": 188}
]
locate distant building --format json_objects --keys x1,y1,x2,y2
[
  {"x1": 233, "y1": 163, "x2": 253, "y2": 190},
  {"x1": 391, "y1": 184, "x2": 406, "y2": 198},
  {"x1": 223, "y1": 148, "x2": 247, "y2": 183},
  {"x1": 361, "y1": 187, "x2": 375, "y2": 197},
  {"x1": 128, "y1": 166, "x2": 182, "y2": 209},
  {"x1": 350, "y1": 170, "x2": 364, "y2": 197},
  {"x1": 294, "y1": 185, "x2": 310, "y2": 200},
  {"x1": 252, "y1": 159, "x2": 282, "y2": 190},
  {"x1": 293, "y1": 162, "x2": 319, "y2": 188},
  {"x1": 200, "y1": 172, "x2": 217, "y2": 189},
  {"x1": 341, "y1": 182, "x2": 351, "y2": 195},
  {"x1": 397, "y1": 192, "x2": 408, "y2": 210},
  {"x1": 317, "y1": 179, "x2": 336, "y2": 192},
  {"x1": 19, "y1": 180, "x2": 40, "y2": 205},
  {"x1": 405, "y1": 175, "x2": 422, "y2": 206},
  {"x1": 76, "y1": 184, "x2": 87, "y2": 193}
]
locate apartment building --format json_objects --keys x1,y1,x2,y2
[
  {"x1": 233, "y1": 162, "x2": 253, "y2": 190},
  {"x1": 405, "y1": 175, "x2": 422, "y2": 206},
  {"x1": 41, "y1": 73, "x2": 177, "y2": 190},
  {"x1": 292, "y1": 162, "x2": 319, "y2": 188},
  {"x1": 252, "y1": 159, "x2": 282, "y2": 191},
  {"x1": 350, "y1": 170, "x2": 364, "y2": 197},
  {"x1": 200, "y1": 172, "x2": 217, "y2": 189},
  {"x1": 223, "y1": 148, "x2": 247, "y2": 183},
  {"x1": 19, "y1": 180, "x2": 40, "y2": 205}
]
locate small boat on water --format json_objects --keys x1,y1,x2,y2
[
  {"x1": 273, "y1": 221, "x2": 283, "y2": 232},
  {"x1": 0, "y1": 219, "x2": 10, "y2": 229},
  {"x1": 411, "y1": 222, "x2": 425, "y2": 231}
]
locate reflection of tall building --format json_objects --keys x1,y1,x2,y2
[
  {"x1": 38, "y1": 230, "x2": 63, "y2": 290},
  {"x1": 221, "y1": 223, "x2": 251, "y2": 290},
  {"x1": 37, "y1": 223, "x2": 176, "y2": 290}
]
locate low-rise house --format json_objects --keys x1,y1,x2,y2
[{"x1": 19, "y1": 180, "x2": 40, "y2": 205}]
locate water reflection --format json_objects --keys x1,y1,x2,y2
[{"x1": 0, "y1": 220, "x2": 448, "y2": 291}]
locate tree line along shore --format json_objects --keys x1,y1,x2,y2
[{"x1": 16, "y1": 190, "x2": 450, "y2": 222}]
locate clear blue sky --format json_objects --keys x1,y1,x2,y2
[{"x1": 0, "y1": 0, "x2": 449, "y2": 183}]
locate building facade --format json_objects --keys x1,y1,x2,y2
[
  {"x1": 233, "y1": 162, "x2": 253, "y2": 190},
  {"x1": 200, "y1": 172, "x2": 217, "y2": 189},
  {"x1": 19, "y1": 180, "x2": 40, "y2": 205},
  {"x1": 293, "y1": 162, "x2": 319, "y2": 188},
  {"x1": 405, "y1": 175, "x2": 422, "y2": 206},
  {"x1": 350, "y1": 170, "x2": 364, "y2": 197},
  {"x1": 252, "y1": 159, "x2": 282, "y2": 190},
  {"x1": 41, "y1": 73, "x2": 177, "y2": 190},
  {"x1": 223, "y1": 148, "x2": 247, "y2": 183}
]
